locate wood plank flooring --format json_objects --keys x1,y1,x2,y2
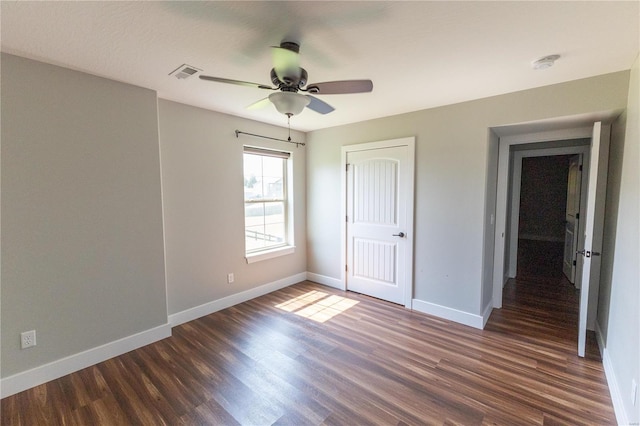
[{"x1": 1, "y1": 279, "x2": 615, "y2": 425}]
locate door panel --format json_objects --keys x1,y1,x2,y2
[
  {"x1": 353, "y1": 238, "x2": 396, "y2": 283},
  {"x1": 577, "y1": 122, "x2": 610, "y2": 357},
  {"x1": 562, "y1": 226, "x2": 576, "y2": 279},
  {"x1": 562, "y1": 154, "x2": 582, "y2": 284},
  {"x1": 353, "y1": 159, "x2": 398, "y2": 225},
  {"x1": 346, "y1": 146, "x2": 408, "y2": 305}
]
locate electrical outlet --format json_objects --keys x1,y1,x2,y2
[
  {"x1": 227, "y1": 273, "x2": 234, "y2": 284},
  {"x1": 21, "y1": 330, "x2": 36, "y2": 349},
  {"x1": 632, "y1": 379, "x2": 638, "y2": 406}
]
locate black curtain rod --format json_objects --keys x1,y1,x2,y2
[{"x1": 235, "y1": 130, "x2": 305, "y2": 147}]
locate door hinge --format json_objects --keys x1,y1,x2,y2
[
  {"x1": 346, "y1": 215, "x2": 348, "y2": 222},
  {"x1": 346, "y1": 163, "x2": 350, "y2": 172},
  {"x1": 573, "y1": 260, "x2": 576, "y2": 266},
  {"x1": 345, "y1": 264, "x2": 348, "y2": 272},
  {"x1": 579, "y1": 165, "x2": 583, "y2": 171},
  {"x1": 576, "y1": 213, "x2": 580, "y2": 219}
]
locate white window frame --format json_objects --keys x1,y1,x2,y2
[{"x1": 243, "y1": 146, "x2": 295, "y2": 263}]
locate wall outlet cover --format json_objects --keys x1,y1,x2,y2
[{"x1": 21, "y1": 330, "x2": 36, "y2": 349}]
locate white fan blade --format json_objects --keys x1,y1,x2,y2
[{"x1": 247, "y1": 97, "x2": 272, "y2": 110}]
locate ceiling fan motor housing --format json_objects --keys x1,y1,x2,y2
[{"x1": 270, "y1": 68, "x2": 308, "y2": 90}]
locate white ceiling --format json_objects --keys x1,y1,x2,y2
[{"x1": 1, "y1": 1, "x2": 638, "y2": 132}]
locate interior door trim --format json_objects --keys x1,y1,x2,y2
[{"x1": 492, "y1": 126, "x2": 595, "y2": 309}]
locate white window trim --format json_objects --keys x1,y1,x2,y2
[
  {"x1": 245, "y1": 245, "x2": 295, "y2": 264},
  {"x1": 243, "y1": 145, "x2": 295, "y2": 262}
]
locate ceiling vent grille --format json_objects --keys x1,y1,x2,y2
[{"x1": 169, "y1": 64, "x2": 201, "y2": 79}]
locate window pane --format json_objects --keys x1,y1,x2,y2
[
  {"x1": 245, "y1": 203, "x2": 264, "y2": 251},
  {"x1": 243, "y1": 148, "x2": 289, "y2": 254},
  {"x1": 264, "y1": 201, "x2": 285, "y2": 246},
  {"x1": 244, "y1": 153, "x2": 263, "y2": 199},
  {"x1": 264, "y1": 202, "x2": 284, "y2": 225},
  {"x1": 265, "y1": 222, "x2": 285, "y2": 244},
  {"x1": 263, "y1": 175, "x2": 284, "y2": 200},
  {"x1": 244, "y1": 202, "x2": 285, "y2": 251},
  {"x1": 245, "y1": 224, "x2": 267, "y2": 251},
  {"x1": 245, "y1": 202, "x2": 264, "y2": 222},
  {"x1": 261, "y1": 155, "x2": 284, "y2": 200},
  {"x1": 262, "y1": 155, "x2": 284, "y2": 176}
]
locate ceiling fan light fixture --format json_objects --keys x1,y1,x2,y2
[{"x1": 269, "y1": 92, "x2": 310, "y2": 116}]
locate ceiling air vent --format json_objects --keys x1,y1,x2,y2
[{"x1": 169, "y1": 64, "x2": 201, "y2": 79}]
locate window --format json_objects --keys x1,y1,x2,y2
[{"x1": 243, "y1": 147, "x2": 292, "y2": 259}]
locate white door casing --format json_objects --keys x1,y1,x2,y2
[
  {"x1": 577, "y1": 122, "x2": 610, "y2": 357},
  {"x1": 492, "y1": 125, "x2": 596, "y2": 306},
  {"x1": 562, "y1": 154, "x2": 583, "y2": 284},
  {"x1": 341, "y1": 138, "x2": 415, "y2": 307},
  {"x1": 491, "y1": 120, "x2": 615, "y2": 357}
]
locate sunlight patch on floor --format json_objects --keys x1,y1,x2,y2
[
  {"x1": 275, "y1": 290, "x2": 328, "y2": 312},
  {"x1": 275, "y1": 291, "x2": 359, "y2": 323}
]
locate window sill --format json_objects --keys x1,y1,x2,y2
[{"x1": 245, "y1": 245, "x2": 295, "y2": 264}]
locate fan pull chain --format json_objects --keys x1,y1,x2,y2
[{"x1": 287, "y1": 113, "x2": 292, "y2": 142}]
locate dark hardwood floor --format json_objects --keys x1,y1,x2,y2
[{"x1": 2, "y1": 276, "x2": 615, "y2": 425}]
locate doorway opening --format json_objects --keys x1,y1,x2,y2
[
  {"x1": 516, "y1": 154, "x2": 573, "y2": 281},
  {"x1": 502, "y1": 152, "x2": 595, "y2": 354},
  {"x1": 490, "y1": 120, "x2": 613, "y2": 357}
]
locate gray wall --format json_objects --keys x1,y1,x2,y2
[
  {"x1": 158, "y1": 100, "x2": 307, "y2": 316},
  {"x1": 306, "y1": 71, "x2": 630, "y2": 316},
  {"x1": 2, "y1": 51, "x2": 637, "y2": 423},
  {"x1": 1, "y1": 54, "x2": 168, "y2": 377},
  {"x1": 598, "y1": 55, "x2": 639, "y2": 423}
]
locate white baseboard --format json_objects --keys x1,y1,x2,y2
[
  {"x1": 0, "y1": 323, "x2": 171, "y2": 399},
  {"x1": 596, "y1": 322, "x2": 629, "y2": 426},
  {"x1": 503, "y1": 273, "x2": 511, "y2": 286},
  {"x1": 595, "y1": 320, "x2": 606, "y2": 356},
  {"x1": 168, "y1": 272, "x2": 307, "y2": 327},
  {"x1": 1, "y1": 272, "x2": 308, "y2": 399},
  {"x1": 306, "y1": 272, "x2": 345, "y2": 290},
  {"x1": 309, "y1": 275, "x2": 490, "y2": 330},
  {"x1": 412, "y1": 299, "x2": 484, "y2": 329},
  {"x1": 481, "y1": 300, "x2": 494, "y2": 328}
]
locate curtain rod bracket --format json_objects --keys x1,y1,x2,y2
[{"x1": 234, "y1": 130, "x2": 305, "y2": 147}]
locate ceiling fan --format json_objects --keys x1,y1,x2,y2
[{"x1": 199, "y1": 41, "x2": 373, "y2": 117}]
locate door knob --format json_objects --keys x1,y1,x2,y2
[
  {"x1": 392, "y1": 232, "x2": 405, "y2": 238},
  {"x1": 577, "y1": 249, "x2": 600, "y2": 258}
]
